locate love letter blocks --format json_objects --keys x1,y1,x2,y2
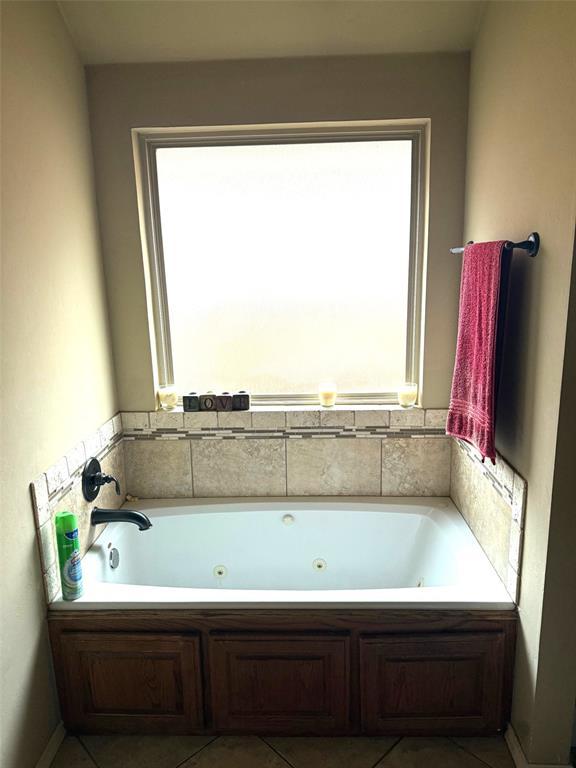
[{"x1": 195, "y1": 391, "x2": 250, "y2": 411}]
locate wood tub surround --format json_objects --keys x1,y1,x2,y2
[{"x1": 48, "y1": 608, "x2": 517, "y2": 736}]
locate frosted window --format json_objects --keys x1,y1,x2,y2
[{"x1": 156, "y1": 139, "x2": 412, "y2": 396}]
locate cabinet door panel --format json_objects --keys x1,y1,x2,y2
[
  {"x1": 209, "y1": 634, "x2": 350, "y2": 733},
  {"x1": 360, "y1": 633, "x2": 504, "y2": 734},
  {"x1": 60, "y1": 632, "x2": 203, "y2": 732}
]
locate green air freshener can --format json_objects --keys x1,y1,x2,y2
[{"x1": 54, "y1": 511, "x2": 83, "y2": 600}]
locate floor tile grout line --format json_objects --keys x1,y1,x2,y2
[
  {"x1": 258, "y1": 736, "x2": 299, "y2": 768},
  {"x1": 76, "y1": 734, "x2": 220, "y2": 768},
  {"x1": 260, "y1": 735, "x2": 405, "y2": 768},
  {"x1": 447, "y1": 737, "x2": 500, "y2": 768},
  {"x1": 174, "y1": 735, "x2": 220, "y2": 767},
  {"x1": 76, "y1": 735, "x2": 102, "y2": 768},
  {"x1": 369, "y1": 736, "x2": 403, "y2": 767},
  {"x1": 61, "y1": 734, "x2": 508, "y2": 768}
]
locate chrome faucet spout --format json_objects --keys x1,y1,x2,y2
[{"x1": 91, "y1": 508, "x2": 153, "y2": 531}]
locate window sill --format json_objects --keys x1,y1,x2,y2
[
  {"x1": 122, "y1": 406, "x2": 448, "y2": 433},
  {"x1": 167, "y1": 403, "x2": 422, "y2": 414},
  {"x1": 249, "y1": 403, "x2": 419, "y2": 412}
]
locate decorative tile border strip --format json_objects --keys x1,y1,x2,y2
[{"x1": 121, "y1": 408, "x2": 449, "y2": 441}]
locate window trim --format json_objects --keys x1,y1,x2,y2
[{"x1": 133, "y1": 120, "x2": 429, "y2": 406}]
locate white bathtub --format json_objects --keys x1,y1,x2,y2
[{"x1": 51, "y1": 498, "x2": 514, "y2": 610}]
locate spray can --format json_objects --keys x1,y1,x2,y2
[{"x1": 54, "y1": 511, "x2": 83, "y2": 600}]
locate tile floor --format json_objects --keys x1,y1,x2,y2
[{"x1": 50, "y1": 734, "x2": 516, "y2": 768}]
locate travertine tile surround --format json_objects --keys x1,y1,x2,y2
[
  {"x1": 30, "y1": 414, "x2": 124, "y2": 603},
  {"x1": 30, "y1": 407, "x2": 526, "y2": 604},
  {"x1": 122, "y1": 408, "x2": 450, "y2": 499},
  {"x1": 450, "y1": 439, "x2": 526, "y2": 601}
]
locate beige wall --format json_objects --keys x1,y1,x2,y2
[
  {"x1": 4, "y1": 4, "x2": 574, "y2": 764},
  {"x1": 0, "y1": 3, "x2": 117, "y2": 766},
  {"x1": 465, "y1": 2, "x2": 576, "y2": 762},
  {"x1": 86, "y1": 53, "x2": 469, "y2": 411}
]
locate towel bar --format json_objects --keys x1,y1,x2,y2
[{"x1": 450, "y1": 232, "x2": 540, "y2": 257}]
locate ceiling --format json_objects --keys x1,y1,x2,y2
[{"x1": 58, "y1": 0, "x2": 485, "y2": 65}]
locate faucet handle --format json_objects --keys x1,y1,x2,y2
[
  {"x1": 82, "y1": 458, "x2": 121, "y2": 501},
  {"x1": 97, "y1": 473, "x2": 121, "y2": 495}
]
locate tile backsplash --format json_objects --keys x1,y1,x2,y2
[
  {"x1": 286, "y1": 438, "x2": 382, "y2": 496},
  {"x1": 121, "y1": 407, "x2": 450, "y2": 499},
  {"x1": 193, "y1": 438, "x2": 287, "y2": 497},
  {"x1": 124, "y1": 438, "x2": 193, "y2": 498},
  {"x1": 450, "y1": 438, "x2": 526, "y2": 601},
  {"x1": 30, "y1": 414, "x2": 124, "y2": 603},
  {"x1": 30, "y1": 406, "x2": 526, "y2": 604}
]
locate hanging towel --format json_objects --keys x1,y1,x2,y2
[{"x1": 446, "y1": 240, "x2": 507, "y2": 463}]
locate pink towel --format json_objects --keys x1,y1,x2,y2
[{"x1": 446, "y1": 240, "x2": 507, "y2": 463}]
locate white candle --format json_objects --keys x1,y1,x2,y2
[
  {"x1": 398, "y1": 382, "x2": 418, "y2": 408},
  {"x1": 158, "y1": 385, "x2": 178, "y2": 411},
  {"x1": 318, "y1": 382, "x2": 337, "y2": 407}
]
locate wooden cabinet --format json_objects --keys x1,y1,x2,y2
[
  {"x1": 59, "y1": 632, "x2": 203, "y2": 732},
  {"x1": 360, "y1": 632, "x2": 505, "y2": 734},
  {"x1": 209, "y1": 634, "x2": 350, "y2": 733},
  {"x1": 48, "y1": 610, "x2": 516, "y2": 736}
]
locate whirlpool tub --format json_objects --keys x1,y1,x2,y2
[
  {"x1": 52, "y1": 497, "x2": 514, "y2": 610},
  {"x1": 48, "y1": 498, "x2": 517, "y2": 735}
]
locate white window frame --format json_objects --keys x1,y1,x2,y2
[{"x1": 133, "y1": 120, "x2": 429, "y2": 406}]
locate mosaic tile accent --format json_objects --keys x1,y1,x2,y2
[
  {"x1": 120, "y1": 408, "x2": 446, "y2": 441},
  {"x1": 29, "y1": 412, "x2": 124, "y2": 604},
  {"x1": 450, "y1": 438, "x2": 526, "y2": 602}
]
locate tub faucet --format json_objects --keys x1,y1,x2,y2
[{"x1": 91, "y1": 508, "x2": 153, "y2": 531}]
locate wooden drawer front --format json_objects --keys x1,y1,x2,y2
[
  {"x1": 209, "y1": 634, "x2": 350, "y2": 733},
  {"x1": 360, "y1": 633, "x2": 504, "y2": 734},
  {"x1": 60, "y1": 633, "x2": 203, "y2": 732}
]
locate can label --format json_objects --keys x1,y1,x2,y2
[{"x1": 62, "y1": 550, "x2": 83, "y2": 599}]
